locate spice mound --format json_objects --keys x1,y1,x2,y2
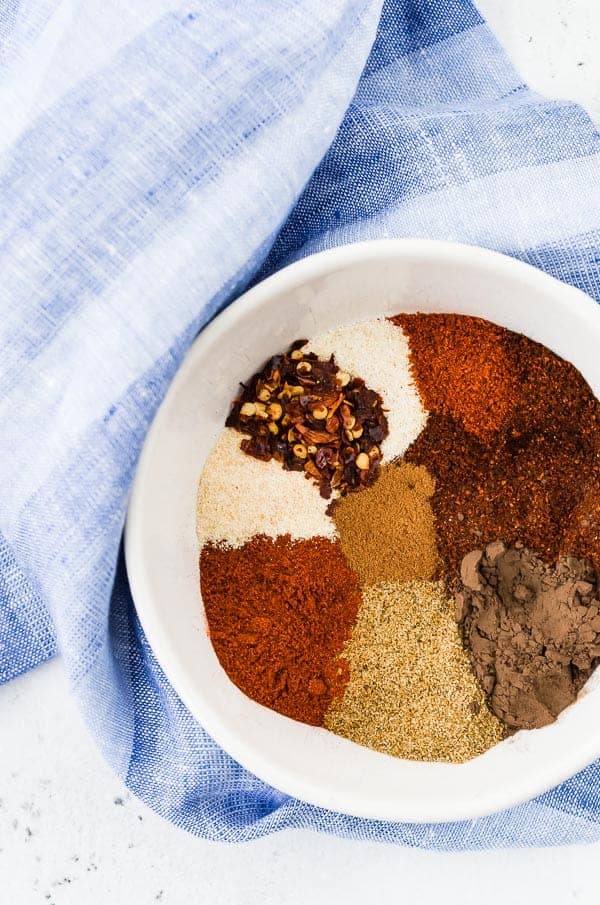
[
  {"x1": 457, "y1": 542, "x2": 600, "y2": 730},
  {"x1": 196, "y1": 428, "x2": 335, "y2": 548},
  {"x1": 403, "y1": 316, "x2": 599, "y2": 573},
  {"x1": 331, "y1": 461, "x2": 439, "y2": 587},
  {"x1": 200, "y1": 535, "x2": 361, "y2": 726},
  {"x1": 325, "y1": 580, "x2": 504, "y2": 762},
  {"x1": 197, "y1": 313, "x2": 600, "y2": 765},
  {"x1": 226, "y1": 341, "x2": 389, "y2": 499},
  {"x1": 393, "y1": 312, "x2": 517, "y2": 439}
]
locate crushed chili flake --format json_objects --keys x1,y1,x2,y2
[{"x1": 226, "y1": 341, "x2": 389, "y2": 499}]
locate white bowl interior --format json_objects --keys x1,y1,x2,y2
[{"x1": 125, "y1": 239, "x2": 600, "y2": 823}]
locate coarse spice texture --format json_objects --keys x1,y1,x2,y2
[
  {"x1": 324, "y1": 580, "x2": 504, "y2": 762},
  {"x1": 392, "y1": 313, "x2": 518, "y2": 440},
  {"x1": 331, "y1": 461, "x2": 440, "y2": 587},
  {"x1": 404, "y1": 321, "x2": 600, "y2": 576},
  {"x1": 563, "y1": 470, "x2": 600, "y2": 575},
  {"x1": 306, "y1": 319, "x2": 427, "y2": 462},
  {"x1": 200, "y1": 534, "x2": 362, "y2": 726},
  {"x1": 196, "y1": 428, "x2": 336, "y2": 548},
  {"x1": 457, "y1": 541, "x2": 600, "y2": 730},
  {"x1": 225, "y1": 341, "x2": 388, "y2": 499}
]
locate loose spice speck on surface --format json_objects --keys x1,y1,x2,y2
[{"x1": 324, "y1": 580, "x2": 504, "y2": 762}]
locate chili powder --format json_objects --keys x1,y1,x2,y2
[
  {"x1": 400, "y1": 315, "x2": 600, "y2": 576},
  {"x1": 200, "y1": 534, "x2": 362, "y2": 726},
  {"x1": 392, "y1": 312, "x2": 518, "y2": 439}
]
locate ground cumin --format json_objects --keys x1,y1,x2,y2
[
  {"x1": 331, "y1": 461, "x2": 439, "y2": 586},
  {"x1": 200, "y1": 534, "x2": 362, "y2": 726}
]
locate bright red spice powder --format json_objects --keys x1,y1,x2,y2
[
  {"x1": 393, "y1": 312, "x2": 518, "y2": 440},
  {"x1": 400, "y1": 316, "x2": 600, "y2": 575},
  {"x1": 200, "y1": 534, "x2": 362, "y2": 726}
]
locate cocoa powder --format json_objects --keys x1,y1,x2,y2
[{"x1": 457, "y1": 541, "x2": 600, "y2": 730}]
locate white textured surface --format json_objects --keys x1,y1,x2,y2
[
  {"x1": 481, "y1": 0, "x2": 600, "y2": 122},
  {"x1": 1, "y1": 662, "x2": 600, "y2": 905},
  {"x1": 196, "y1": 428, "x2": 336, "y2": 547},
  {"x1": 2, "y1": 1, "x2": 600, "y2": 902}
]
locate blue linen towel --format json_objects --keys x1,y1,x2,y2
[{"x1": 2, "y1": 0, "x2": 600, "y2": 846}]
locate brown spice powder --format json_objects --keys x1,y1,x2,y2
[
  {"x1": 330, "y1": 461, "x2": 440, "y2": 587},
  {"x1": 324, "y1": 580, "x2": 504, "y2": 762},
  {"x1": 564, "y1": 473, "x2": 600, "y2": 571},
  {"x1": 405, "y1": 410, "x2": 598, "y2": 574},
  {"x1": 457, "y1": 541, "x2": 600, "y2": 731}
]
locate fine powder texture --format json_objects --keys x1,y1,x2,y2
[
  {"x1": 457, "y1": 541, "x2": 600, "y2": 730},
  {"x1": 306, "y1": 319, "x2": 427, "y2": 462},
  {"x1": 331, "y1": 461, "x2": 440, "y2": 587},
  {"x1": 196, "y1": 428, "x2": 336, "y2": 548},
  {"x1": 404, "y1": 324, "x2": 600, "y2": 575},
  {"x1": 324, "y1": 580, "x2": 504, "y2": 762},
  {"x1": 393, "y1": 313, "x2": 518, "y2": 439},
  {"x1": 200, "y1": 535, "x2": 362, "y2": 726}
]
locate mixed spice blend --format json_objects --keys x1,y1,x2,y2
[{"x1": 196, "y1": 313, "x2": 600, "y2": 763}]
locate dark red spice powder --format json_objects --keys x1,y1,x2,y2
[
  {"x1": 562, "y1": 442, "x2": 600, "y2": 569},
  {"x1": 399, "y1": 315, "x2": 600, "y2": 576},
  {"x1": 200, "y1": 534, "x2": 362, "y2": 726}
]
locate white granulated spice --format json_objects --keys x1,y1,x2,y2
[
  {"x1": 306, "y1": 318, "x2": 427, "y2": 461},
  {"x1": 196, "y1": 427, "x2": 337, "y2": 548}
]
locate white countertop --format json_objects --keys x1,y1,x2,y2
[{"x1": 2, "y1": 2, "x2": 600, "y2": 902}]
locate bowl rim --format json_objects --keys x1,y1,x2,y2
[{"x1": 125, "y1": 238, "x2": 600, "y2": 823}]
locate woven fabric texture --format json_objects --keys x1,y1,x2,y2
[{"x1": 2, "y1": 0, "x2": 600, "y2": 845}]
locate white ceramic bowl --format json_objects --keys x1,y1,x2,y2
[{"x1": 125, "y1": 239, "x2": 600, "y2": 823}]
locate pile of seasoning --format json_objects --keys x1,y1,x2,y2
[
  {"x1": 201, "y1": 534, "x2": 361, "y2": 726},
  {"x1": 197, "y1": 312, "x2": 600, "y2": 764},
  {"x1": 456, "y1": 540, "x2": 600, "y2": 730},
  {"x1": 330, "y1": 461, "x2": 439, "y2": 587},
  {"x1": 224, "y1": 341, "x2": 389, "y2": 499},
  {"x1": 397, "y1": 313, "x2": 600, "y2": 572},
  {"x1": 324, "y1": 580, "x2": 503, "y2": 762}
]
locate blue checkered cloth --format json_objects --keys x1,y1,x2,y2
[{"x1": 2, "y1": 0, "x2": 600, "y2": 845}]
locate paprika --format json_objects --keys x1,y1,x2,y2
[{"x1": 200, "y1": 534, "x2": 362, "y2": 726}]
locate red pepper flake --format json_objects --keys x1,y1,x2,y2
[{"x1": 226, "y1": 341, "x2": 389, "y2": 499}]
